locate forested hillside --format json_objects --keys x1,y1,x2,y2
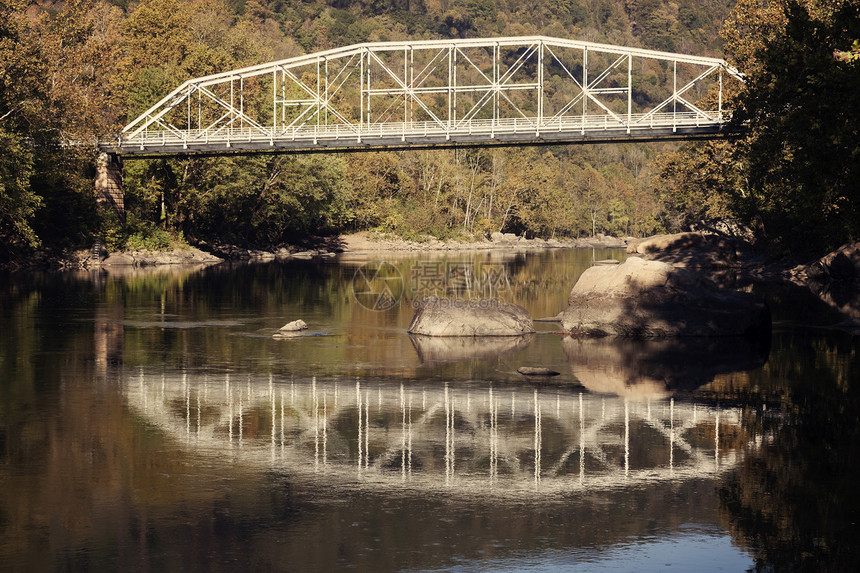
[{"x1": 2, "y1": 0, "x2": 856, "y2": 260}]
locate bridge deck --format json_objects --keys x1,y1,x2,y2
[{"x1": 102, "y1": 112, "x2": 731, "y2": 156}]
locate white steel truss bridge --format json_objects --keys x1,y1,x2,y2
[{"x1": 102, "y1": 36, "x2": 744, "y2": 157}]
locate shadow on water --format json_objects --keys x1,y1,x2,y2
[{"x1": 715, "y1": 326, "x2": 860, "y2": 572}]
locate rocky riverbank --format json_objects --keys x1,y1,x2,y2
[
  {"x1": 625, "y1": 231, "x2": 860, "y2": 323},
  {"x1": 203, "y1": 231, "x2": 630, "y2": 261},
  {"x1": 340, "y1": 231, "x2": 629, "y2": 253},
  {"x1": 3, "y1": 231, "x2": 630, "y2": 271}
]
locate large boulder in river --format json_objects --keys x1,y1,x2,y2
[
  {"x1": 627, "y1": 231, "x2": 750, "y2": 269},
  {"x1": 408, "y1": 296, "x2": 535, "y2": 336},
  {"x1": 560, "y1": 256, "x2": 769, "y2": 337},
  {"x1": 806, "y1": 242, "x2": 860, "y2": 281}
]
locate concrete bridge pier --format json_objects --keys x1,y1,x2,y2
[{"x1": 95, "y1": 152, "x2": 125, "y2": 222}]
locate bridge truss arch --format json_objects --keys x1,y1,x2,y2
[{"x1": 105, "y1": 36, "x2": 744, "y2": 156}]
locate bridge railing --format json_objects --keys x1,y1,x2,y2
[{"x1": 111, "y1": 111, "x2": 728, "y2": 154}]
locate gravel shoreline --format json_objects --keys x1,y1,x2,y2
[{"x1": 27, "y1": 232, "x2": 630, "y2": 270}]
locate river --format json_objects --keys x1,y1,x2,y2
[{"x1": 1, "y1": 248, "x2": 857, "y2": 571}]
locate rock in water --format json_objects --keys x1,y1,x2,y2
[
  {"x1": 517, "y1": 367, "x2": 560, "y2": 376},
  {"x1": 560, "y1": 256, "x2": 770, "y2": 337},
  {"x1": 407, "y1": 296, "x2": 535, "y2": 336},
  {"x1": 280, "y1": 319, "x2": 308, "y2": 332},
  {"x1": 807, "y1": 242, "x2": 860, "y2": 281}
]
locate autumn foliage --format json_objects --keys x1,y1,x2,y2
[{"x1": 4, "y1": 0, "x2": 857, "y2": 259}]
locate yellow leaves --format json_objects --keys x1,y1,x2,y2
[
  {"x1": 722, "y1": 0, "x2": 790, "y2": 72},
  {"x1": 122, "y1": 0, "x2": 194, "y2": 70},
  {"x1": 834, "y1": 39, "x2": 860, "y2": 63}
]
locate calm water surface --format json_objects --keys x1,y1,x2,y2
[{"x1": 1, "y1": 248, "x2": 858, "y2": 572}]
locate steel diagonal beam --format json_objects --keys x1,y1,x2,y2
[
  {"x1": 456, "y1": 43, "x2": 538, "y2": 128},
  {"x1": 152, "y1": 117, "x2": 189, "y2": 142},
  {"x1": 374, "y1": 93, "x2": 406, "y2": 124},
  {"x1": 547, "y1": 93, "x2": 585, "y2": 123},
  {"x1": 674, "y1": 94, "x2": 715, "y2": 120},
  {"x1": 124, "y1": 82, "x2": 195, "y2": 139},
  {"x1": 544, "y1": 45, "x2": 588, "y2": 125},
  {"x1": 546, "y1": 45, "x2": 584, "y2": 90},
  {"x1": 582, "y1": 95, "x2": 626, "y2": 127},
  {"x1": 366, "y1": 50, "x2": 448, "y2": 129},
  {"x1": 368, "y1": 49, "x2": 407, "y2": 89},
  {"x1": 498, "y1": 90, "x2": 537, "y2": 125},
  {"x1": 496, "y1": 42, "x2": 539, "y2": 87},
  {"x1": 587, "y1": 53, "x2": 628, "y2": 90},
  {"x1": 406, "y1": 93, "x2": 447, "y2": 129},
  {"x1": 197, "y1": 85, "x2": 268, "y2": 133},
  {"x1": 196, "y1": 112, "x2": 232, "y2": 138},
  {"x1": 583, "y1": 54, "x2": 629, "y2": 130},
  {"x1": 635, "y1": 65, "x2": 720, "y2": 124},
  {"x1": 284, "y1": 103, "x2": 317, "y2": 131},
  {"x1": 455, "y1": 46, "x2": 494, "y2": 86},
  {"x1": 324, "y1": 53, "x2": 359, "y2": 97},
  {"x1": 457, "y1": 45, "x2": 537, "y2": 127},
  {"x1": 281, "y1": 68, "x2": 357, "y2": 131},
  {"x1": 319, "y1": 53, "x2": 361, "y2": 118},
  {"x1": 412, "y1": 49, "x2": 448, "y2": 87},
  {"x1": 457, "y1": 88, "x2": 495, "y2": 125},
  {"x1": 365, "y1": 49, "x2": 409, "y2": 125}
]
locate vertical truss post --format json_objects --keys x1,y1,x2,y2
[
  {"x1": 718, "y1": 69, "x2": 723, "y2": 120},
  {"x1": 367, "y1": 49, "x2": 372, "y2": 130},
  {"x1": 409, "y1": 46, "x2": 414, "y2": 128},
  {"x1": 228, "y1": 77, "x2": 234, "y2": 147},
  {"x1": 582, "y1": 46, "x2": 588, "y2": 134},
  {"x1": 447, "y1": 46, "x2": 453, "y2": 140},
  {"x1": 403, "y1": 46, "x2": 408, "y2": 142},
  {"x1": 315, "y1": 58, "x2": 320, "y2": 144},
  {"x1": 492, "y1": 42, "x2": 499, "y2": 138},
  {"x1": 325, "y1": 57, "x2": 329, "y2": 127},
  {"x1": 537, "y1": 40, "x2": 543, "y2": 136},
  {"x1": 627, "y1": 54, "x2": 632, "y2": 134},
  {"x1": 673, "y1": 60, "x2": 677, "y2": 133},
  {"x1": 282, "y1": 68, "x2": 287, "y2": 133},
  {"x1": 453, "y1": 48, "x2": 458, "y2": 128},
  {"x1": 359, "y1": 49, "x2": 364, "y2": 142},
  {"x1": 272, "y1": 70, "x2": 276, "y2": 135}
]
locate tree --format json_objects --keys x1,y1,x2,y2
[
  {"x1": 722, "y1": 0, "x2": 860, "y2": 252},
  {"x1": 654, "y1": 140, "x2": 739, "y2": 232},
  {"x1": 0, "y1": 0, "x2": 46, "y2": 252}
]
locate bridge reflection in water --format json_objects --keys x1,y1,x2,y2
[{"x1": 126, "y1": 370, "x2": 765, "y2": 495}]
